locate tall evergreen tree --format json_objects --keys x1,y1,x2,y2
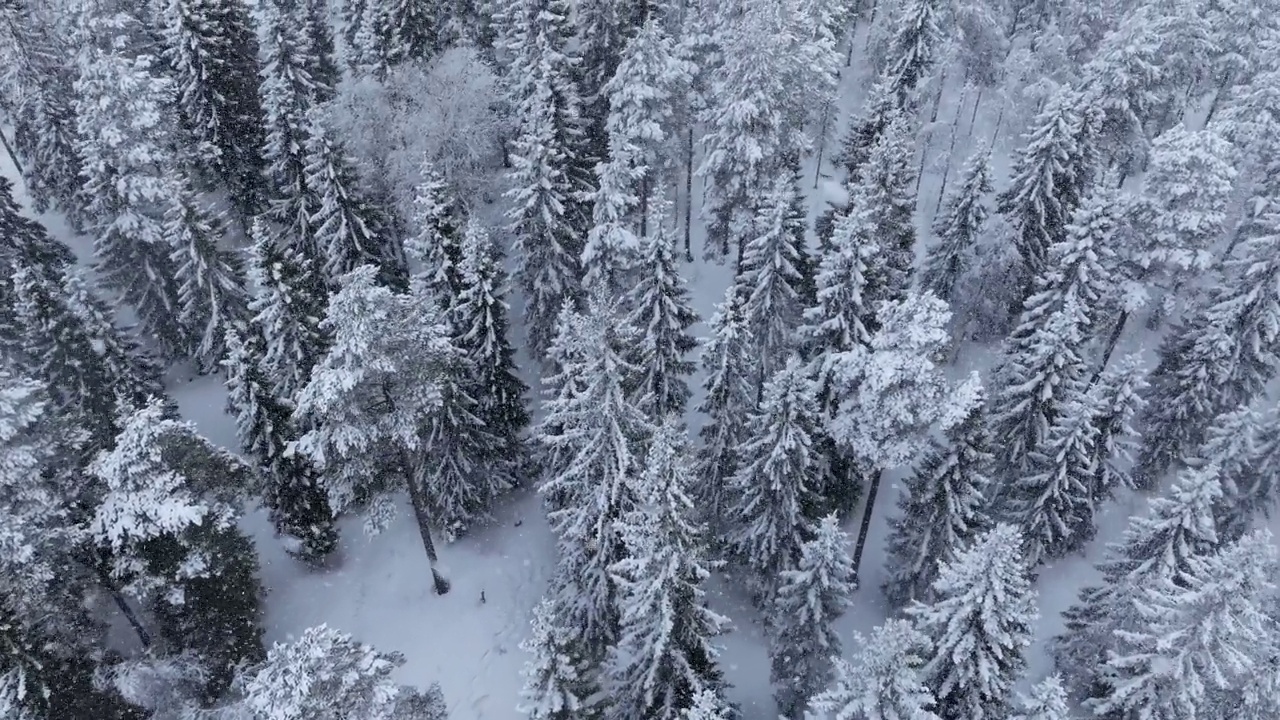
[
  {"x1": 608, "y1": 419, "x2": 728, "y2": 720},
  {"x1": 159, "y1": 0, "x2": 265, "y2": 216},
  {"x1": 907, "y1": 524, "x2": 1037, "y2": 720},
  {"x1": 726, "y1": 358, "x2": 822, "y2": 600},
  {"x1": 351, "y1": 0, "x2": 440, "y2": 75},
  {"x1": 847, "y1": 112, "x2": 919, "y2": 309},
  {"x1": 800, "y1": 206, "x2": 876, "y2": 386},
  {"x1": 61, "y1": 271, "x2": 167, "y2": 411},
  {"x1": 517, "y1": 599, "x2": 597, "y2": 720},
  {"x1": 404, "y1": 162, "x2": 465, "y2": 305},
  {"x1": 223, "y1": 327, "x2": 337, "y2": 564},
  {"x1": 769, "y1": 515, "x2": 856, "y2": 719},
  {"x1": 922, "y1": 146, "x2": 993, "y2": 305},
  {"x1": 836, "y1": 77, "x2": 897, "y2": 182},
  {"x1": 693, "y1": 287, "x2": 757, "y2": 537},
  {"x1": 808, "y1": 618, "x2": 941, "y2": 720},
  {"x1": 1010, "y1": 676, "x2": 1070, "y2": 720},
  {"x1": 625, "y1": 217, "x2": 699, "y2": 419},
  {"x1": 883, "y1": 377, "x2": 993, "y2": 608},
  {"x1": 884, "y1": 0, "x2": 942, "y2": 102},
  {"x1": 536, "y1": 295, "x2": 652, "y2": 662},
  {"x1": 574, "y1": 0, "x2": 636, "y2": 157},
  {"x1": 1087, "y1": 354, "x2": 1147, "y2": 503}
]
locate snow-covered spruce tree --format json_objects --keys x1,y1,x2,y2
[
  {"x1": 11, "y1": 267, "x2": 119, "y2": 447},
  {"x1": 808, "y1": 618, "x2": 941, "y2": 720},
  {"x1": 0, "y1": 175, "x2": 74, "y2": 286},
  {"x1": 73, "y1": 9, "x2": 189, "y2": 359},
  {"x1": 452, "y1": 219, "x2": 530, "y2": 464},
  {"x1": 827, "y1": 293, "x2": 955, "y2": 581},
  {"x1": 91, "y1": 400, "x2": 265, "y2": 701},
  {"x1": 304, "y1": 107, "x2": 407, "y2": 290},
  {"x1": 1087, "y1": 354, "x2": 1147, "y2": 504},
  {"x1": 159, "y1": 0, "x2": 265, "y2": 216},
  {"x1": 1088, "y1": 530, "x2": 1279, "y2": 720},
  {"x1": 682, "y1": 689, "x2": 734, "y2": 720},
  {"x1": 518, "y1": 599, "x2": 598, "y2": 720},
  {"x1": 291, "y1": 265, "x2": 468, "y2": 593},
  {"x1": 1010, "y1": 676, "x2": 1070, "y2": 720},
  {"x1": 883, "y1": 375, "x2": 993, "y2": 608},
  {"x1": 236, "y1": 625, "x2": 446, "y2": 719},
  {"x1": 223, "y1": 327, "x2": 337, "y2": 564},
  {"x1": 693, "y1": 287, "x2": 757, "y2": 538},
  {"x1": 769, "y1": 514, "x2": 855, "y2": 719},
  {"x1": 625, "y1": 215, "x2": 698, "y2": 419},
  {"x1": 922, "y1": 145, "x2": 993, "y2": 305},
  {"x1": 739, "y1": 178, "x2": 811, "y2": 390},
  {"x1": 536, "y1": 294, "x2": 652, "y2": 662},
  {"x1": 907, "y1": 523, "x2": 1037, "y2": 720},
  {"x1": 503, "y1": 0, "x2": 592, "y2": 360},
  {"x1": 257, "y1": 0, "x2": 326, "y2": 258},
  {"x1": 574, "y1": 0, "x2": 638, "y2": 157},
  {"x1": 404, "y1": 161, "x2": 465, "y2": 306},
  {"x1": 988, "y1": 298, "x2": 1089, "y2": 480},
  {"x1": 165, "y1": 174, "x2": 250, "y2": 370},
  {"x1": 1053, "y1": 463, "x2": 1223, "y2": 699},
  {"x1": 247, "y1": 218, "x2": 330, "y2": 400},
  {"x1": 995, "y1": 87, "x2": 1096, "y2": 296},
  {"x1": 848, "y1": 112, "x2": 919, "y2": 310},
  {"x1": 1134, "y1": 207, "x2": 1280, "y2": 488},
  {"x1": 350, "y1": 0, "x2": 440, "y2": 76},
  {"x1": 884, "y1": 0, "x2": 941, "y2": 103},
  {"x1": 1007, "y1": 389, "x2": 1100, "y2": 565},
  {"x1": 581, "y1": 139, "x2": 640, "y2": 298},
  {"x1": 836, "y1": 77, "x2": 898, "y2": 182},
  {"x1": 608, "y1": 418, "x2": 729, "y2": 720},
  {"x1": 726, "y1": 357, "x2": 823, "y2": 601},
  {"x1": 61, "y1": 271, "x2": 168, "y2": 411}
]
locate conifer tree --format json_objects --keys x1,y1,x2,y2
[
  {"x1": 693, "y1": 287, "x2": 757, "y2": 537},
  {"x1": 223, "y1": 327, "x2": 336, "y2": 563},
  {"x1": 885, "y1": 0, "x2": 941, "y2": 102},
  {"x1": 0, "y1": 176, "x2": 74, "y2": 284},
  {"x1": 574, "y1": 0, "x2": 636, "y2": 156},
  {"x1": 165, "y1": 176, "x2": 250, "y2": 370},
  {"x1": 160, "y1": 0, "x2": 265, "y2": 215},
  {"x1": 1088, "y1": 531, "x2": 1278, "y2": 720},
  {"x1": 73, "y1": 10, "x2": 189, "y2": 358},
  {"x1": 1087, "y1": 355, "x2": 1147, "y2": 503},
  {"x1": 1134, "y1": 207, "x2": 1280, "y2": 487},
  {"x1": 91, "y1": 401, "x2": 266, "y2": 701},
  {"x1": 883, "y1": 378, "x2": 992, "y2": 608},
  {"x1": 291, "y1": 266, "x2": 466, "y2": 593},
  {"x1": 995, "y1": 87, "x2": 1095, "y2": 294},
  {"x1": 404, "y1": 162, "x2": 465, "y2": 306},
  {"x1": 452, "y1": 220, "x2": 530, "y2": 462},
  {"x1": 836, "y1": 78, "x2": 897, "y2": 182},
  {"x1": 1053, "y1": 464, "x2": 1223, "y2": 699},
  {"x1": 61, "y1": 271, "x2": 167, "y2": 411},
  {"x1": 304, "y1": 108, "x2": 407, "y2": 290},
  {"x1": 922, "y1": 146, "x2": 993, "y2": 304},
  {"x1": 351, "y1": 0, "x2": 439, "y2": 75},
  {"x1": 518, "y1": 599, "x2": 596, "y2": 720},
  {"x1": 847, "y1": 112, "x2": 919, "y2": 309},
  {"x1": 503, "y1": 0, "x2": 592, "y2": 359},
  {"x1": 536, "y1": 295, "x2": 652, "y2": 661},
  {"x1": 801, "y1": 206, "x2": 876, "y2": 407},
  {"x1": 247, "y1": 219, "x2": 330, "y2": 400},
  {"x1": 608, "y1": 419, "x2": 728, "y2": 720},
  {"x1": 809, "y1": 618, "x2": 941, "y2": 720},
  {"x1": 682, "y1": 690, "x2": 734, "y2": 720},
  {"x1": 1010, "y1": 676, "x2": 1070, "y2": 720},
  {"x1": 907, "y1": 524, "x2": 1037, "y2": 720},
  {"x1": 625, "y1": 218, "x2": 698, "y2": 419},
  {"x1": 770, "y1": 515, "x2": 856, "y2": 719},
  {"x1": 726, "y1": 358, "x2": 822, "y2": 600}
]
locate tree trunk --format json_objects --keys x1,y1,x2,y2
[
  {"x1": 0, "y1": 124, "x2": 23, "y2": 176},
  {"x1": 989, "y1": 100, "x2": 1007, "y2": 147},
  {"x1": 1091, "y1": 309, "x2": 1129, "y2": 387},
  {"x1": 86, "y1": 557, "x2": 152, "y2": 648},
  {"x1": 683, "y1": 127, "x2": 694, "y2": 262},
  {"x1": 933, "y1": 109, "x2": 963, "y2": 218},
  {"x1": 1204, "y1": 73, "x2": 1230, "y2": 126},
  {"x1": 403, "y1": 449, "x2": 451, "y2": 595},
  {"x1": 863, "y1": 0, "x2": 879, "y2": 50},
  {"x1": 639, "y1": 176, "x2": 650, "y2": 238},
  {"x1": 965, "y1": 86, "x2": 985, "y2": 142},
  {"x1": 850, "y1": 466, "x2": 883, "y2": 586}
]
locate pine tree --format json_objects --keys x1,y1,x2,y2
[
  {"x1": 995, "y1": 87, "x2": 1095, "y2": 294},
  {"x1": 165, "y1": 175, "x2": 250, "y2": 370},
  {"x1": 304, "y1": 108, "x2": 407, "y2": 290},
  {"x1": 291, "y1": 265, "x2": 465, "y2": 593},
  {"x1": 1134, "y1": 208, "x2": 1280, "y2": 487},
  {"x1": 1088, "y1": 355, "x2": 1147, "y2": 503},
  {"x1": 739, "y1": 178, "x2": 811, "y2": 388},
  {"x1": 883, "y1": 377, "x2": 993, "y2": 608},
  {"x1": 73, "y1": 10, "x2": 189, "y2": 358},
  {"x1": 693, "y1": 287, "x2": 757, "y2": 537},
  {"x1": 1010, "y1": 676, "x2": 1070, "y2": 720},
  {"x1": 247, "y1": 219, "x2": 330, "y2": 400},
  {"x1": 608, "y1": 419, "x2": 728, "y2": 720},
  {"x1": 574, "y1": 0, "x2": 636, "y2": 157},
  {"x1": 847, "y1": 112, "x2": 919, "y2": 309},
  {"x1": 91, "y1": 401, "x2": 265, "y2": 701},
  {"x1": 0, "y1": 176, "x2": 74, "y2": 284},
  {"x1": 808, "y1": 618, "x2": 941, "y2": 720},
  {"x1": 625, "y1": 218, "x2": 699, "y2": 419},
  {"x1": 351, "y1": 0, "x2": 439, "y2": 75},
  {"x1": 503, "y1": 0, "x2": 592, "y2": 359},
  {"x1": 907, "y1": 524, "x2": 1037, "y2": 720},
  {"x1": 536, "y1": 294, "x2": 652, "y2": 661},
  {"x1": 404, "y1": 162, "x2": 465, "y2": 305},
  {"x1": 518, "y1": 599, "x2": 596, "y2": 720},
  {"x1": 769, "y1": 515, "x2": 855, "y2": 719},
  {"x1": 451, "y1": 219, "x2": 530, "y2": 463},
  {"x1": 836, "y1": 77, "x2": 897, "y2": 182},
  {"x1": 726, "y1": 358, "x2": 822, "y2": 599},
  {"x1": 159, "y1": 0, "x2": 265, "y2": 216},
  {"x1": 885, "y1": 0, "x2": 941, "y2": 103},
  {"x1": 922, "y1": 146, "x2": 993, "y2": 305},
  {"x1": 61, "y1": 271, "x2": 168, "y2": 411},
  {"x1": 682, "y1": 690, "x2": 734, "y2": 720},
  {"x1": 223, "y1": 327, "x2": 337, "y2": 564},
  {"x1": 1088, "y1": 531, "x2": 1278, "y2": 720},
  {"x1": 1053, "y1": 464, "x2": 1222, "y2": 699}
]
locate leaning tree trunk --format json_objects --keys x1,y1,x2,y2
[
  {"x1": 402, "y1": 448, "x2": 451, "y2": 595},
  {"x1": 0, "y1": 125, "x2": 23, "y2": 175},
  {"x1": 84, "y1": 552, "x2": 152, "y2": 648},
  {"x1": 684, "y1": 126, "x2": 695, "y2": 262},
  {"x1": 1091, "y1": 310, "x2": 1129, "y2": 387},
  {"x1": 850, "y1": 466, "x2": 883, "y2": 587}
]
